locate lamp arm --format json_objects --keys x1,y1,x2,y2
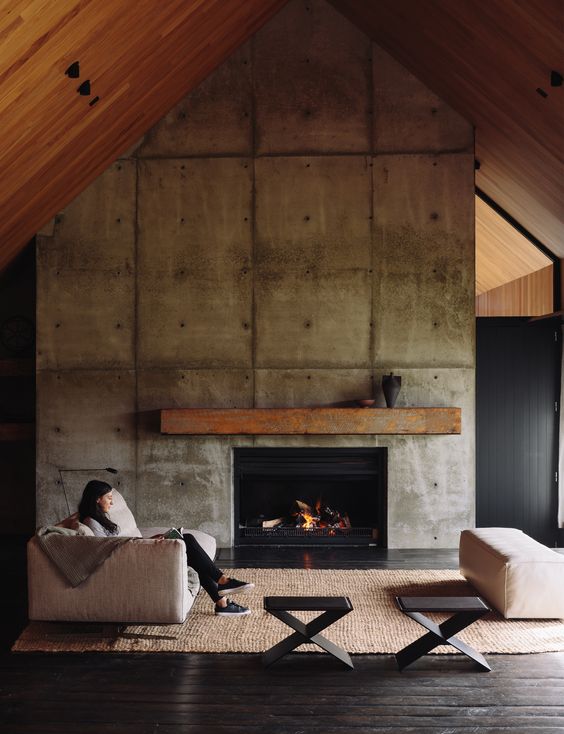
[{"x1": 58, "y1": 469, "x2": 71, "y2": 517}]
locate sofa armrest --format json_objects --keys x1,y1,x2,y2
[
  {"x1": 28, "y1": 536, "x2": 190, "y2": 623},
  {"x1": 139, "y1": 528, "x2": 217, "y2": 560}
]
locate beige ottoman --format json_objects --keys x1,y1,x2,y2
[{"x1": 459, "y1": 528, "x2": 564, "y2": 619}]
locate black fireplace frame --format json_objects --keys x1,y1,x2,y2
[{"x1": 233, "y1": 447, "x2": 387, "y2": 547}]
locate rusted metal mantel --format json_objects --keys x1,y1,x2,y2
[{"x1": 160, "y1": 408, "x2": 461, "y2": 435}]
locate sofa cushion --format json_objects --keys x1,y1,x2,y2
[
  {"x1": 107, "y1": 490, "x2": 142, "y2": 537},
  {"x1": 57, "y1": 512, "x2": 95, "y2": 536},
  {"x1": 140, "y1": 527, "x2": 217, "y2": 561}
]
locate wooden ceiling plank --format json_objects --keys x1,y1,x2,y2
[{"x1": 476, "y1": 196, "x2": 552, "y2": 294}]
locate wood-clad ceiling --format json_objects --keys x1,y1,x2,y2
[
  {"x1": 0, "y1": 0, "x2": 562, "y2": 271},
  {"x1": 0, "y1": 0, "x2": 286, "y2": 272},
  {"x1": 475, "y1": 196, "x2": 552, "y2": 295},
  {"x1": 331, "y1": 0, "x2": 564, "y2": 257}
]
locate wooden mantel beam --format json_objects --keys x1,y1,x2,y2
[{"x1": 160, "y1": 408, "x2": 461, "y2": 435}]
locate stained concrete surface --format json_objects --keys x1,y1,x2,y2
[
  {"x1": 255, "y1": 269, "x2": 372, "y2": 368},
  {"x1": 255, "y1": 156, "x2": 371, "y2": 271},
  {"x1": 137, "y1": 158, "x2": 253, "y2": 368},
  {"x1": 138, "y1": 45, "x2": 253, "y2": 158},
  {"x1": 254, "y1": 0, "x2": 371, "y2": 154},
  {"x1": 373, "y1": 153, "x2": 475, "y2": 367},
  {"x1": 36, "y1": 370, "x2": 136, "y2": 526},
  {"x1": 372, "y1": 46, "x2": 474, "y2": 153},
  {"x1": 36, "y1": 162, "x2": 136, "y2": 371},
  {"x1": 135, "y1": 369, "x2": 253, "y2": 544}
]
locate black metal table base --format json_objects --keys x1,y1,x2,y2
[
  {"x1": 395, "y1": 596, "x2": 491, "y2": 672},
  {"x1": 263, "y1": 596, "x2": 354, "y2": 669}
]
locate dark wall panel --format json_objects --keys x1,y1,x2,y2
[{"x1": 476, "y1": 318, "x2": 560, "y2": 546}]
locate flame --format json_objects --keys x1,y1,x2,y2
[
  {"x1": 291, "y1": 497, "x2": 348, "y2": 531},
  {"x1": 300, "y1": 511, "x2": 317, "y2": 529}
]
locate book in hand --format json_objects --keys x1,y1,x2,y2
[{"x1": 163, "y1": 527, "x2": 185, "y2": 540}]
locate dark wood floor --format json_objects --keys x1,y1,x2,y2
[{"x1": 2, "y1": 539, "x2": 564, "y2": 733}]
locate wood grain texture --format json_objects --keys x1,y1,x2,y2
[
  {"x1": 476, "y1": 263, "x2": 553, "y2": 316},
  {"x1": 331, "y1": 0, "x2": 564, "y2": 257},
  {"x1": 0, "y1": 0, "x2": 286, "y2": 271},
  {"x1": 160, "y1": 407, "x2": 461, "y2": 435},
  {"x1": 476, "y1": 197, "x2": 552, "y2": 295}
]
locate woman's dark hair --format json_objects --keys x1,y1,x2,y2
[{"x1": 78, "y1": 480, "x2": 119, "y2": 534}]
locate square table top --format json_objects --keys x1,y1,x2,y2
[
  {"x1": 264, "y1": 596, "x2": 353, "y2": 612},
  {"x1": 396, "y1": 596, "x2": 490, "y2": 613}
]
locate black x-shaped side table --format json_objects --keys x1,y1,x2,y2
[
  {"x1": 395, "y1": 596, "x2": 491, "y2": 672},
  {"x1": 263, "y1": 596, "x2": 354, "y2": 669}
]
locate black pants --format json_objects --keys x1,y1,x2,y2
[{"x1": 182, "y1": 533, "x2": 223, "y2": 602}]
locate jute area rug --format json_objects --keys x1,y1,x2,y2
[{"x1": 13, "y1": 568, "x2": 564, "y2": 655}]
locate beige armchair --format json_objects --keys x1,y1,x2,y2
[{"x1": 27, "y1": 490, "x2": 216, "y2": 624}]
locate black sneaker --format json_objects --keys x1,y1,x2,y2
[
  {"x1": 217, "y1": 578, "x2": 255, "y2": 597},
  {"x1": 215, "y1": 599, "x2": 251, "y2": 616}
]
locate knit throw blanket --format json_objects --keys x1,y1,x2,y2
[{"x1": 36, "y1": 526, "x2": 131, "y2": 587}]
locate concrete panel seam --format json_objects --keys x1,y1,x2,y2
[
  {"x1": 134, "y1": 159, "x2": 140, "y2": 518},
  {"x1": 373, "y1": 150, "x2": 473, "y2": 158},
  {"x1": 135, "y1": 153, "x2": 253, "y2": 161},
  {"x1": 251, "y1": 32, "x2": 258, "y2": 412}
]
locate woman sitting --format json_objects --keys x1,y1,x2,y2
[{"x1": 78, "y1": 479, "x2": 253, "y2": 617}]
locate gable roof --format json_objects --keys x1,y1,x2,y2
[{"x1": 0, "y1": 0, "x2": 562, "y2": 271}]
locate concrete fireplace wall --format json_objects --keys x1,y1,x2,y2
[{"x1": 36, "y1": 0, "x2": 475, "y2": 548}]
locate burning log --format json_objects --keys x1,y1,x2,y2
[
  {"x1": 293, "y1": 499, "x2": 320, "y2": 528},
  {"x1": 262, "y1": 517, "x2": 284, "y2": 528},
  {"x1": 291, "y1": 498, "x2": 349, "y2": 530},
  {"x1": 245, "y1": 497, "x2": 352, "y2": 534}
]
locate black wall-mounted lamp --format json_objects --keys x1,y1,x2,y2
[
  {"x1": 58, "y1": 467, "x2": 118, "y2": 516},
  {"x1": 65, "y1": 61, "x2": 80, "y2": 78},
  {"x1": 77, "y1": 80, "x2": 91, "y2": 96},
  {"x1": 64, "y1": 60, "x2": 100, "y2": 106}
]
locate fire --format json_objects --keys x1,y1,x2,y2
[
  {"x1": 291, "y1": 497, "x2": 350, "y2": 531},
  {"x1": 300, "y1": 511, "x2": 317, "y2": 529}
]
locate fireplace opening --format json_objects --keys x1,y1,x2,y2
[{"x1": 234, "y1": 448, "x2": 387, "y2": 546}]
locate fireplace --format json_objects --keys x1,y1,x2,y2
[{"x1": 234, "y1": 447, "x2": 387, "y2": 546}]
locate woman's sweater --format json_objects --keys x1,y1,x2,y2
[{"x1": 83, "y1": 516, "x2": 120, "y2": 537}]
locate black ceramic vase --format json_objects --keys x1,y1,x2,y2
[{"x1": 382, "y1": 372, "x2": 401, "y2": 408}]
